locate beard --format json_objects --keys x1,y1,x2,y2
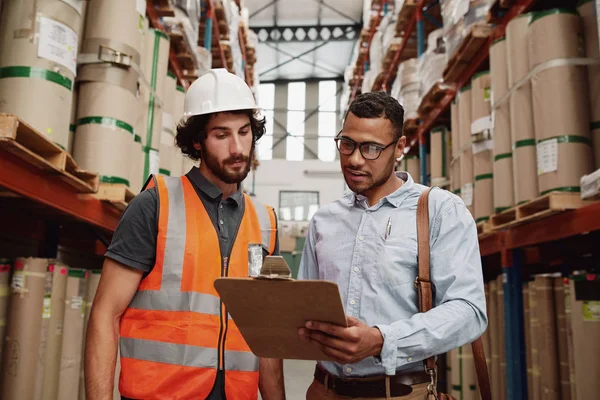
[
  {"x1": 201, "y1": 143, "x2": 255, "y2": 184},
  {"x1": 344, "y1": 154, "x2": 396, "y2": 195}
]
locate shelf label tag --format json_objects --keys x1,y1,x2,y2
[
  {"x1": 583, "y1": 301, "x2": 600, "y2": 322},
  {"x1": 38, "y1": 17, "x2": 78, "y2": 76}
]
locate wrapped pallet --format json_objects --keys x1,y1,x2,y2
[
  {"x1": 568, "y1": 275, "x2": 600, "y2": 398},
  {"x1": 34, "y1": 263, "x2": 68, "y2": 400},
  {"x1": 57, "y1": 269, "x2": 88, "y2": 400},
  {"x1": 529, "y1": 9, "x2": 594, "y2": 196},
  {"x1": 396, "y1": 59, "x2": 420, "y2": 119},
  {"x1": 1, "y1": 258, "x2": 48, "y2": 400},
  {"x1": 430, "y1": 126, "x2": 450, "y2": 187},
  {"x1": 490, "y1": 36, "x2": 515, "y2": 213},
  {"x1": 440, "y1": 0, "x2": 494, "y2": 61},
  {"x1": 0, "y1": 1, "x2": 83, "y2": 150},
  {"x1": 506, "y1": 13, "x2": 538, "y2": 204},
  {"x1": 418, "y1": 29, "x2": 446, "y2": 99},
  {"x1": 578, "y1": 0, "x2": 600, "y2": 168},
  {"x1": 0, "y1": 260, "x2": 10, "y2": 365}
]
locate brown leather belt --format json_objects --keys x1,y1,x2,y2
[{"x1": 314, "y1": 366, "x2": 430, "y2": 398}]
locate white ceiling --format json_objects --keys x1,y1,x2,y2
[{"x1": 246, "y1": 0, "x2": 364, "y2": 81}]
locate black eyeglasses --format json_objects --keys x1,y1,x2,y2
[{"x1": 334, "y1": 133, "x2": 399, "y2": 160}]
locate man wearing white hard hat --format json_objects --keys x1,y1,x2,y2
[{"x1": 85, "y1": 69, "x2": 285, "y2": 400}]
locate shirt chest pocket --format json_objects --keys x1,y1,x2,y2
[{"x1": 372, "y1": 243, "x2": 418, "y2": 287}]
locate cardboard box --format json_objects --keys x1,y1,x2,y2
[
  {"x1": 57, "y1": 269, "x2": 87, "y2": 400},
  {"x1": 534, "y1": 275, "x2": 560, "y2": 399},
  {"x1": 529, "y1": 279, "x2": 541, "y2": 400},
  {"x1": 0, "y1": 257, "x2": 48, "y2": 400},
  {"x1": 523, "y1": 283, "x2": 534, "y2": 400},
  {"x1": 553, "y1": 277, "x2": 572, "y2": 400},
  {"x1": 34, "y1": 263, "x2": 68, "y2": 400}
]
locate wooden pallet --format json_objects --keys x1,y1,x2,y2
[
  {"x1": 418, "y1": 81, "x2": 453, "y2": 116},
  {"x1": 403, "y1": 117, "x2": 419, "y2": 136},
  {"x1": 490, "y1": 192, "x2": 597, "y2": 231},
  {"x1": 477, "y1": 220, "x2": 493, "y2": 238},
  {"x1": 0, "y1": 114, "x2": 99, "y2": 193},
  {"x1": 152, "y1": 0, "x2": 175, "y2": 17},
  {"x1": 443, "y1": 23, "x2": 494, "y2": 83},
  {"x1": 396, "y1": 0, "x2": 417, "y2": 35},
  {"x1": 94, "y1": 183, "x2": 136, "y2": 211}
]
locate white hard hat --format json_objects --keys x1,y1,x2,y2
[{"x1": 183, "y1": 68, "x2": 257, "y2": 118}]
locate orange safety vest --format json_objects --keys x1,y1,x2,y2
[{"x1": 118, "y1": 175, "x2": 277, "y2": 400}]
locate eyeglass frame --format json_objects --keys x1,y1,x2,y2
[{"x1": 333, "y1": 131, "x2": 400, "y2": 160}]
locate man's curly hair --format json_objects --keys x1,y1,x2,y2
[{"x1": 175, "y1": 110, "x2": 266, "y2": 161}]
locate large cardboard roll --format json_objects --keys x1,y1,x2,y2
[
  {"x1": 523, "y1": 284, "x2": 534, "y2": 400},
  {"x1": 451, "y1": 156, "x2": 461, "y2": 196},
  {"x1": 78, "y1": 270, "x2": 102, "y2": 400},
  {"x1": 430, "y1": 126, "x2": 450, "y2": 185},
  {"x1": 471, "y1": 71, "x2": 492, "y2": 138},
  {"x1": 537, "y1": 138, "x2": 594, "y2": 196},
  {"x1": 553, "y1": 277, "x2": 572, "y2": 400},
  {"x1": 0, "y1": 260, "x2": 11, "y2": 365},
  {"x1": 473, "y1": 149, "x2": 493, "y2": 223},
  {"x1": 34, "y1": 263, "x2": 68, "y2": 400},
  {"x1": 534, "y1": 275, "x2": 560, "y2": 399},
  {"x1": 578, "y1": 1, "x2": 600, "y2": 168},
  {"x1": 493, "y1": 155, "x2": 514, "y2": 213},
  {"x1": 174, "y1": 85, "x2": 186, "y2": 124},
  {"x1": 404, "y1": 156, "x2": 420, "y2": 184},
  {"x1": 451, "y1": 100, "x2": 460, "y2": 158},
  {"x1": 1, "y1": 258, "x2": 48, "y2": 400},
  {"x1": 529, "y1": 11, "x2": 590, "y2": 142},
  {"x1": 507, "y1": 13, "x2": 534, "y2": 86},
  {"x1": 159, "y1": 126, "x2": 176, "y2": 177},
  {"x1": 529, "y1": 280, "x2": 541, "y2": 400},
  {"x1": 82, "y1": 0, "x2": 143, "y2": 66},
  {"x1": 57, "y1": 269, "x2": 88, "y2": 400},
  {"x1": 497, "y1": 274, "x2": 507, "y2": 400},
  {"x1": 461, "y1": 344, "x2": 478, "y2": 400},
  {"x1": 568, "y1": 276, "x2": 600, "y2": 398},
  {"x1": 490, "y1": 37, "x2": 509, "y2": 100},
  {"x1": 513, "y1": 139, "x2": 538, "y2": 204},
  {"x1": 130, "y1": 135, "x2": 144, "y2": 194},
  {"x1": 73, "y1": 81, "x2": 136, "y2": 186},
  {"x1": 458, "y1": 85, "x2": 472, "y2": 152},
  {"x1": 449, "y1": 347, "x2": 461, "y2": 398},
  {"x1": 0, "y1": 1, "x2": 81, "y2": 149},
  {"x1": 488, "y1": 281, "x2": 501, "y2": 400},
  {"x1": 460, "y1": 147, "x2": 474, "y2": 216}
]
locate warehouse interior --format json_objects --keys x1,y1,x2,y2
[{"x1": 0, "y1": 0, "x2": 599, "y2": 399}]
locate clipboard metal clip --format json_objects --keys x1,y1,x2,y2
[{"x1": 254, "y1": 256, "x2": 293, "y2": 281}]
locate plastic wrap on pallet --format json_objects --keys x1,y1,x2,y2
[
  {"x1": 369, "y1": 31, "x2": 384, "y2": 77},
  {"x1": 382, "y1": 18, "x2": 399, "y2": 51},
  {"x1": 362, "y1": 69, "x2": 378, "y2": 94},
  {"x1": 399, "y1": 87, "x2": 420, "y2": 119},
  {"x1": 441, "y1": 0, "x2": 493, "y2": 60},
  {"x1": 581, "y1": 168, "x2": 600, "y2": 199},
  {"x1": 163, "y1": 7, "x2": 202, "y2": 68},
  {"x1": 418, "y1": 29, "x2": 446, "y2": 98}
]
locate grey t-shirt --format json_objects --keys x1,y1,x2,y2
[{"x1": 106, "y1": 167, "x2": 278, "y2": 274}]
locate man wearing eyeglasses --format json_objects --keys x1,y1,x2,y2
[{"x1": 297, "y1": 92, "x2": 487, "y2": 399}]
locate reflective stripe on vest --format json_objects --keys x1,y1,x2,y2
[{"x1": 119, "y1": 175, "x2": 272, "y2": 399}]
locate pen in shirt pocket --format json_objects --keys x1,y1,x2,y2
[{"x1": 384, "y1": 217, "x2": 392, "y2": 240}]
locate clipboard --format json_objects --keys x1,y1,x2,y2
[{"x1": 214, "y1": 256, "x2": 347, "y2": 361}]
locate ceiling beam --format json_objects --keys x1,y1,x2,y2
[
  {"x1": 251, "y1": 23, "x2": 361, "y2": 43},
  {"x1": 263, "y1": 42, "x2": 341, "y2": 76},
  {"x1": 249, "y1": 0, "x2": 279, "y2": 18},
  {"x1": 318, "y1": 0, "x2": 361, "y2": 24},
  {"x1": 259, "y1": 41, "x2": 331, "y2": 77}
]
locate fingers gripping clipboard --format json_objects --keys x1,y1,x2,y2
[{"x1": 214, "y1": 256, "x2": 347, "y2": 361}]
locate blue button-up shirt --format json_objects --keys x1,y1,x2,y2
[{"x1": 297, "y1": 172, "x2": 487, "y2": 377}]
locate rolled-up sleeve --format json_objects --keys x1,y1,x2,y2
[
  {"x1": 375, "y1": 196, "x2": 488, "y2": 375},
  {"x1": 297, "y1": 219, "x2": 319, "y2": 280}
]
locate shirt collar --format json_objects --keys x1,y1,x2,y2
[
  {"x1": 186, "y1": 167, "x2": 244, "y2": 206},
  {"x1": 350, "y1": 171, "x2": 415, "y2": 210}
]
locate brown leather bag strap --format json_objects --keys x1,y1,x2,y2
[{"x1": 416, "y1": 188, "x2": 492, "y2": 400}]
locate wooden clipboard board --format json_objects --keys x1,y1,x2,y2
[{"x1": 214, "y1": 277, "x2": 347, "y2": 361}]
